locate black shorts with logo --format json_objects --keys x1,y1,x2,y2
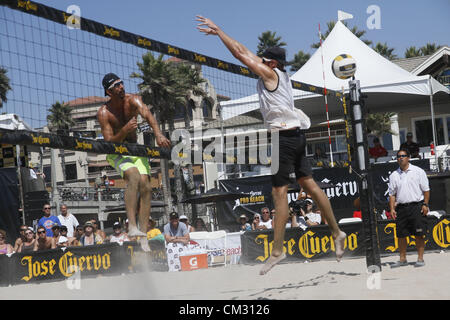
[
  {"x1": 271, "y1": 128, "x2": 312, "y2": 187},
  {"x1": 395, "y1": 202, "x2": 427, "y2": 238}
]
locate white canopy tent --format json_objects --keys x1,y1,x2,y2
[{"x1": 221, "y1": 21, "x2": 449, "y2": 131}]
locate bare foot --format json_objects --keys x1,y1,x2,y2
[
  {"x1": 128, "y1": 227, "x2": 147, "y2": 237},
  {"x1": 259, "y1": 252, "x2": 286, "y2": 275},
  {"x1": 334, "y1": 231, "x2": 346, "y2": 262},
  {"x1": 139, "y1": 237, "x2": 151, "y2": 252}
]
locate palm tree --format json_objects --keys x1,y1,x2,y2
[
  {"x1": 372, "y1": 42, "x2": 397, "y2": 60},
  {"x1": 420, "y1": 43, "x2": 441, "y2": 56},
  {"x1": 256, "y1": 31, "x2": 287, "y2": 56},
  {"x1": 289, "y1": 50, "x2": 311, "y2": 72},
  {"x1": 366, "y1": 112, "x2": 396, "y2": 137},
  {"x1": 311, "y1": 21, "x2": 372, "y2": 49},
  {"x1": 47, "y1": 101, "x2": 75, "y2": 184},
  {"x1": 131, "y1": 53, "x2": 179, "y2": 214},
  {"x1": 404, "y1": 46, "x2": 421, "y2": 58},
  {"x1": 0, "y1": 66, "x2": 12, "y2": 108}
]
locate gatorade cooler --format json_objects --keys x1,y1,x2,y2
[{"x1": 180, "y1": 253, "x2": 208, "y2": 271}]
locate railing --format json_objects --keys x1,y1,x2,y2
[{"x1": 56, "y1": 186, "x2": 164, "y2": 202}]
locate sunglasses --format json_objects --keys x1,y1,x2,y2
[
  {"x1": 44, "y1": 207, "x2": 51, "y2": 210},
  {"x1": 108, "y1": 80, "x2": 123, "y2": 90},
  {"x1": 37, "y1": 231, "x2": 46, "y2": 234},
  {"x1": 397, "y1": 155, "x2": 409, "y2": 158},
  {"x1": 25, "y1": 232, "x2": 33, "y2": 235}
]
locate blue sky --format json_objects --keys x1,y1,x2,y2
[{"x1": 39, "y1": 0, "x2": 449, "y2": 63}]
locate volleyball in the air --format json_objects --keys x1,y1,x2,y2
[{"x1": 331, "y1": 54, "x2": 356, "y2": 79}]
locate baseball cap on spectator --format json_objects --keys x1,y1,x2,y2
[
  {"x1": 58, "y1": 236, "x2": 68, "y2": 244},
  {"x1": 113, "y1": 222, "x2": 121, "y2": 229},
  {"x1": 238, "y1": 214, "x2": 248, "y2": 223},
  {"x1": 27, "y1": 227, "x2": 34, "y2": 232},
  {"x1": 84, "y1": 222, "x2": 94, "y2": 230},
  {"x1": 169, "y1": 212, "x2": 179, "y2": 220},
  {"x1": 51, "y1": 224, "x2": 60, "y2": 230},
  {"x1": 179, "y1": 215, "x2": 188, "y2": 221},
  {"x1": 306, "y1": 198, "x2": 314, "y2": 205},
  {"x1": 60, "y1": 225, "x2": 68, "y2": 232}
]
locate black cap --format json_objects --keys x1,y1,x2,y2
[
  {"x1": 51, "y1": 224, "x2": 60, "y2": 230},
  {"x1": 102, "y1": 73, "x2": 120, "y2": 96},
  {"x1": 262, "y1": 47, "x2": 289, "y2": 66},
  {"x1": 113, "y1": 222, "x2": 121, "y2": 229},
  {"x1": 169, "y1": 212, "x2": 179, "y2": 219}
]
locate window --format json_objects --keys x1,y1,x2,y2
[
  {"x1": 381, "y1": 132, "x2": 393, "y2": 151},
  {"x1": 413, "y1": 117, "x2": 446, "y2": 146},
  {"x1": 65, "y1": 163, "x2": 77, "y2": 181},
  {"x1": 43, "y1": 166, "x2": 51, "y2": 183},
  {"x1": 202, "y1": 99, "x2": 213, "y2": 119}
]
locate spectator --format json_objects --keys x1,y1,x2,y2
[
  {"x1": 192, "y1": 218, "x2": 208, "y2": 232},
  {"x1": 38, "y1": 203, "x2": 61, "y2": 237},
  {"x1": 314, "y1": 204, "x2": 327, "y2": 225},
  {"x1": 147, "y1": 218, "x2": 162, "y2": 240},
  {"x1": 72, "y1": 225, "x2": 84, "y2": 246},
  {"x1": 79, "y1": 222, "x2": 103, "y2": 246},
  {"x1": 35, "y1": 226, "x2": 55, "y2": 251},
  {"x1": 0, "y1": 229, "x2": 13, "y2": 255},
  {"x1": 163, "y1": 212, "x2": 190, "y2": 245},
  {"x1": 238, "y1": 214, "x2": 252, "y2": 232},
  {"x1": 353, "y1": 197, "x2": 362, "y2": 219},
  {"x1": 90, "y1": 219, "x2": 107, "y2": 241},
  {"x1": 251, "y1": 213, "x2": 261, "y2": 230},
  {"x1": 179, "y1": 215, "x2": 194, "y2": 233},
  {"x1": 60, "y1": 225, "x2": 77, "y2": 247},
  {"x1": 57, "y1": 204, "x2": 79, "y2": 238},
  {"x1": 14, "y1": 224, "x2": 29, "y2": 252},
  {"x1": 107, "y1": 222, "x2": 130, "y2": 245},
  {"x1": 400, "y1": 132, "x2": 420, "y2": 159},
  {"x1": 57, "y1": 236, "x2": 69, "y2": 248},
  {"x1": 285, "y1": 208, "x2": 299, "y2": 228},
  {"x1": 298, "y1": 199, "x2": 322, "y2": 228},
  {"x1": 270, "y1": 208, "x2": 276, "y2": 221},
  {"x1": 313, "y1": 147, "x2": 327, "y2": 161},
  {"x1": 51, "y1": 224, "x2": 61, "y2": 246},
  {"x1": 18, "y1": 229, "x2": 36, "y2": 253},
  {"x1": 257, "y1": 207, "x2": 272, "y2": 230},
  {"x1": 369, "y1": 137, "x2": 388, "y2": 160}
]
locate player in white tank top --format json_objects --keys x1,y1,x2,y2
[{"x1": 197, "y1": 15, "x2": 347, "y2": 275}]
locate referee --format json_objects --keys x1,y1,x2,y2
[{"x1": 388, "y1": 149, "x2": 430, "y2": 268}]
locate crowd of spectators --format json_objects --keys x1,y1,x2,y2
[
  {"x1": 246, "y1": 189, "x2": 328, "y2": 232},
  {"x1": 0, "y1": 202, "x2": 212, "y2": 256}
]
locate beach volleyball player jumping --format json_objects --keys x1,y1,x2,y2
[
  {"x1": 196, "y1": 15, "x2": 346, "y2": 275},
  {"x1": 97, "y1": 73, "x2": 171, "y2": 251}
]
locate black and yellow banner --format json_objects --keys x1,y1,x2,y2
[
  {"x1": 0, "y1": 240, "x2": 167, "y2": 286},
  {"x1": 0, "y1": 128, "x2": 169, "y2": 159},
  {"x1": 0, "y1": 0, "x2": 340, "y2": 98},
  {"x1": 240, "y1": 216, "x2": 450, "y2": 264}
]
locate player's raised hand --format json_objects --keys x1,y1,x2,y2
[{"x1": 196, "y1": 15, "x2": 219, "y2": 36}]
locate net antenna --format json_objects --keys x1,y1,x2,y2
[{"x1": 318, "y1": 22, "x2": 334, "y2": 167}]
